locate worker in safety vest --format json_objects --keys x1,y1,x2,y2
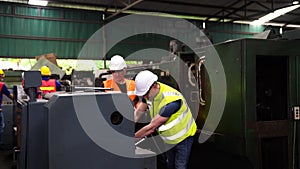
[
  {"x1": 0, "y1": 69, "x2": 13, "y2": 150},
  {"x1": 103, "y1": 55, "x2": 139, "y2": 107},
  {"x1": 39, "y1": 66, "x2": 61, "y2": 94},
  {"x1": 134, "y1": 70, "x2": 197, "y2": 169}
]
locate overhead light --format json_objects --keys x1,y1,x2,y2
[
  {"x1": 285, "y1": 24, "x2": 300, "y2": 28},
  {"x1": 250, "y1": 4, "x2": 300, "y2": 25},
  {"x1": 279, "y1": 27, "x2": 283, "y2": 34},
  {"x1": 28, "y1": 0, "x2": 48, "y2": 6},
  {"x1": 234, "y1": 20, "x2": 300, "y2": 28},
  {"x1": 293, "y1": 1, "x2": 299, "y2": 5}
]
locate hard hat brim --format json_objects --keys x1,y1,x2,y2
[{"x1": 135, "y1": 76, "x2": 158, "y2": 96}]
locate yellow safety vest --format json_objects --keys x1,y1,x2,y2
[{"x1": 149, "y1": 82, "x2": 197, "y2": 144}]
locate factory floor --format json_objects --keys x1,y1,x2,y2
[
  {"x1": 0, "y1": 142, "x2": 253, "y2": 169},
  {"x1": 188, "y1": 142, "x2": 253, "y2": 169}
]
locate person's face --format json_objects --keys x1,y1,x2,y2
[
  {"x1": 143, "y1": 84, "x2": 157, "y2": 101},
  {"x1": 111, "y1": 69, "x2": 126, "y2": 84},
  {"x1": 0, "y1": 75, "x2": 3, "y2": 81}
]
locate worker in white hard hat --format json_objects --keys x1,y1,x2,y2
[
  {"x1": 134, "y1": 70, "x2": 197, "y2": 169},
  {"x1": 103, "y1": 55, "x2": 139, "y2": 107},
  {"x1": 0, "y1": 69, "x2": 13, "y2": 151}
]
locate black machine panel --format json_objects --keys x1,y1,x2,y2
[
  {"x1": 261, "y1": 137, "x2": 288, "y2": 169},
  {"x1": 255, "y1": 55, "x2": 291, "y2": 169},
  {"x1": 256, "y1": 55, "x2": 288, "y2": 121}
]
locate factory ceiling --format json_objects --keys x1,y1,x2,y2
[
  {"x1": 2, "y1": 0, "x2": 300, "y2": 27},
  {"x1": 46, "y1": 0, "x2": 300, "y2": 27}
]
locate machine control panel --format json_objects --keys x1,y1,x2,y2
[{"x1": 294, "y1": 106, "x2": 300, "y2": 120}]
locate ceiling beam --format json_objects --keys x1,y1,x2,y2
[
  {"x1": 141, "y1": 0, "x2": 289, "y2": 15},
  {"x1": 207, "y1": 0, "x2": 241, "y2": 20},
  {"x1": 104, "y1": 0, "x2": 143, "y2": 21},
  {"x1": 282, "y1": 15, "x2": 300, "y2": 27},
  {"x1": 143, "y1": 0, "x2": 232, "y2": 10}
]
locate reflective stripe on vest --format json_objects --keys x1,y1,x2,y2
[
  {"x1": 160, "y1": 117, "x2": 194, "y2": 141},
  {"x1": 162, "y1": 91, "x2": 180, "y2": 97},
  {"x1": 158, "y1": 103, "x2": 189, "y2": 132},
  {"x1": 40, "y1": 86, "x2": 55, "y2": 91},
  {"x1": 127, "y1": 91, "x2": 135, "y2": 96}
]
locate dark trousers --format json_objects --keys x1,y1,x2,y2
[{"x1": 165, "y1": 136, "x2": 194, "y2": 169}]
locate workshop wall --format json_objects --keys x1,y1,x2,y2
[{"x1": 0, "y1": 2, "x2": 272, "y2": 60}]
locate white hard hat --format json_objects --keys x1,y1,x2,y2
[
  {"x1": 135, "y1": 70, "x2": 158, "y2": 96},
  {"x1": 109, "y1": 55, "x2": 127, "y2": 71}
]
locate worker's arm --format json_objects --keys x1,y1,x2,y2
[
  {"x1": 135, "y1": 114, "x2": 168, "y2": 138},
  {"x1": 134, "y1": 101, "x2": 148, "y2": 123},
  {"x1": 56, "y1": 80, "x2": 61, "y2": 91},
  {"x1": 2, "y1": 84, "x2": 13, "y2": 100},
  {"x1": 8, "y1": 93, "x2": 13, "y2": 100},
  {"x1": 135, "y1": 100, "x2": 181, "y2": 138},
  {"x1": 132, "y1": 95, "x2": 140, "y2": 108}
]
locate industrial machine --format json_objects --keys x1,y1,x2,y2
[
  {"x1": 139, "y1": 38, "x2": 300, "y2": 169},
  {"x1": 120, "y1": 38, "x2": 300, "y2": 169},
  {"x1": 14, "y1": 71, "x2": 156, "y2": 169},
  {"x1": 197, "y1": 38, "x2": 300, "y2": 169}
]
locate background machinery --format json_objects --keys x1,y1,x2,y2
[
  {"x1": 1, "y1": 38, "x2": 300, "y2": 169},
  {"x1": 116, "y1": 38, "x2": 300, "y2": 169}
]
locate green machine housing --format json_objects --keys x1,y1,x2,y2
[
  {"x1": 199, "y1": 38, "x2": 300, "y2": 169},
  {"x1": 131, "y1": 38, "x2": 300, "y2": 169}
]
